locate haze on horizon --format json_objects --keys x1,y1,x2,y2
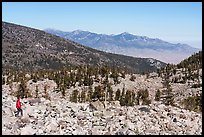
[{"x1": 2, "y1": 2, "x2": 202, "y2": 49}]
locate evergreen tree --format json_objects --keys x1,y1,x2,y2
[
  {"x1": 125, "y1": 90, "x2": 133, "y2": 106},
  {"x1": 93, "y1": 85, "x2": 104, "y2": 101},
  {"x1": 155, "y1": 89, "x2": 161, "y2": 101},
  {"x1": 83, "y1": 74, "x2": 89, "y2": 86},
  {"x1": 61, "y1": 84, "x2": 66, "y2": 97},
  {"x1": 173, "y1": 69, "x2": 177, "y2": 75},
  {"x1": 86, "y1": 85, "x2": 93, "y2": 102},
  {"x1": 81, "y1": 88, "x2": 86, "y2": 103},
  {"x1": 130, "y1": 74, "x2": 136, "y2": 81},
  {"x1": 137, "y1": 89, "x2": 150, "y2": 105},
  {"x1": 121, "y1": 71, "x2": 126, "y2": 79},
  {"x1": 115, "y1": 89, "x2": 121, "y2": 101},
  {"x1": 120, "y1": 84, "x2": 126, "y2": 106},
  {"x1": 43, "y1": 84, "x2": 50, "y2": 100},
  {"x1": 101, "y1": 66, "x2": 108, "y2": 78},
  {"x1": 70, "y1": 89, "x2": 79, "y2": 103},
  {"x1": 164, "y1": 87, "x2": 175, "y2": 106},
  {"x1": 35, "y1": 85, "x2": 39, "y2": 98},
  {"x1": 18, "y1": 80, "x2": 27, "y2": 98},
  {"x1": 110, "y1": 67, "x2": 119, "y2": 84},
  {"x1": 107, "y1": 84, "x2": 114, "y2": 101},
  {"x1": 132, "y1": 92, "x2": 136, "y2": 105}
]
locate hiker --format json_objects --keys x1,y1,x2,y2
[{"x1": 15, "y1": 96, "x2": 23, "y2": 117}]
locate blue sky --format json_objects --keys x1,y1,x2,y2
[{"x1": 2, "y1": 2, "x2": 202, "y2": 49}]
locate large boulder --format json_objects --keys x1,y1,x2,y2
[
  {"x1": 126, "y1": 120, "x2": 135, "y2": 131},
  {"x1": 3, "y1": 107, "x2": 14, "y2": 117},
  {"x1": 110, "y1": 101, "x2": 120, "y2": 108},
  {"x1": 24, "y1": 106, "x2": 35, "y2": 117},
  {"x1": 28, "y1": 98, "x2": 41, "y2": 105},
  {"x1": 45, "y1": 120, "x2": 58, "y2": 133},
  {"x1": 20, "y1": 125, "x2": 36, "y2": 135},
  {"x1": 2, "y1": 128, "x2": 13, "y2": 135},
  {"x1": 20, "y1": 115, "x2": 30, "y2": 123},
  {"x1": 72, "y1": 126, "x2": 87, "y2": 135},
  {"x1": 138, "y1": 107, "x2": 150, "y2": 113},
  {"x1": 102, "y1": 110, "x2": 115, "y2": 119},
  {"x1": 89, "y1": 100, "x2": 104, "y2": 111}
]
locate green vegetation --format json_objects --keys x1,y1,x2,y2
[
  {"x1": 137, "y1": 89, "x2": 151, "y2": 105},
  {"x1": 155, "y1": 89, "x2": 161, "y2": 101},
  {"x1": 2, "y1": 50, "x2": 202, "y2": 109},
  {"x1": 182, "y1": 94, "x2": 202, "y2": 112},
  {"x1": 115, "y1": 89, "x2": 121, "y2": 101},
  {"x1": 70, "y1": 89, "x2": 79, "y2": 103},
  {"x1": 35, "y1": 85, "x2": 39, "y2": 98},
  {"x1": 130, "y1": 74, "x2": 136, "y2": 81}
]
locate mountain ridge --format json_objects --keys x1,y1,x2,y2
[
  {"x1": 44, "y1": 29, "x2": 200, "y2": 64},
  {"x1": 2, "y1": 21, "x2": 166, "y2": 73}
]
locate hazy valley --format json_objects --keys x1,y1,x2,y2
[{"x1": 44, "y1": 29, "x2": 200, "y2": 64}]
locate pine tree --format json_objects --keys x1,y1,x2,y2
[
  {"x1": 121, "y1": 71, "x2": 126, "y2": 79},
  {"x1": 61, "y1": 84, "x2": 66, "y2": 97},
  {"x1": 103, "y1": 74, "x2": 109, "y2": 85},
  {"x1": 115, "y1": 89, "x2": 121, "y2": 101},
  {"x1": 87, "y1": 85, "x2": 93, "y2": 102},
  {"x1": 155, "y1": 89, "x2": 161, "y2": 101},
  {"x1": 81, "y1": 88, "x2": 86, "y2": 103},
  {"x1": 119, "y1": 84, "x2": 126, "y2": 106},
  {"x1": 107, "y1": 84, "x2": 114, "y2": 101},
  {"x1": 124, "y1": 90, "x2": 133, "y2": 106},
  {"x1": 132, "y1": 92, "x2": 136, "y2": 105},
  {"x1": 101, "y1": 66, "x2": 108, "y2": 78},
  {"x1": 173, "y1": 69, "x2": 177, "y2": 75},
  {"x1": 164, "y1": 87, "x2": 175, "y2": 106},
  {"x1": 43, "y1": 84, "x2": 50, "y2": 100},
  {"x1": 137, "y1": 89, "x2": 150, "y2": 105},
  {"x1": 157, "y1": 69, "x2": 161, "y2": 77},
  {"x1": 18, "y1": 80, "x2": 27, "y2": 98},
  {"x1": 84, "y1": 74, "x2": 89, "y2": 86},
  {"x1": 122, "y1": 84, "x2": 125, "y2": 97},
  {"x1": 93, "y1": 85, "x2": 104, "y2": 101},
  {"x1": 35, "y1": 85, "x2": 39, "y2": 98},
  {"x1": 130, "y1": 74, "x2": 136, "y2": 81},
  {"x1": 71, "y1": 89, "x2": 79, "y2": 103}
]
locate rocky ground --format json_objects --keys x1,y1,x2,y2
[{"x1": 2, "y1": 78, "x2": 202, "y2": 135}]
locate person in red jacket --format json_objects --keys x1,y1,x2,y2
[{"x1": 15, "y1": 96, "x2": 23, "y2": 117}]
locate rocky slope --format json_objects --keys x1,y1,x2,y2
[
  {"x1": 2, "y1": 87, "x2": 202, "y2": 135},
  {"x1": 2, "y1": 21, "x2": 165, "y2": 73},
  {"x1": 2, "y1": 69, "x2": 202, "y2": 135}
]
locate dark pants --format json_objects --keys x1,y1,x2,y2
[{"x1": 15, "y1": 108, "x2": 23, "y2": 117}]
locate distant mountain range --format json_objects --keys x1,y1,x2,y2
[
  {"x1": 44, "y1": 29, "x2": 200, "y2": 64},
  {"x1": 2, "y1": 21, "x2": 166, "y2": 73}
]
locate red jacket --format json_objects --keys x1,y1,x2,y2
[{"x1": 16, "y1": 99, "x2": 21, "y2": 109}]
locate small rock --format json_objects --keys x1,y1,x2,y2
[
  {"x1": 115, "y1": 131, "x2": 124, "y2": 135},
  {"x1": 173, "y1": 118, "x2": 177, "y2": 122}
]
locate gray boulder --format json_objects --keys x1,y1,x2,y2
[
  {"x1": 138, "y1": 107, "x2": 150, "y2": 112},
  {"x1": 89, "y1": 100, "x2": 104, "y2": 111},
  {"x1": 21, "y1": 125, "x2": 36, "y2": 135}
]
